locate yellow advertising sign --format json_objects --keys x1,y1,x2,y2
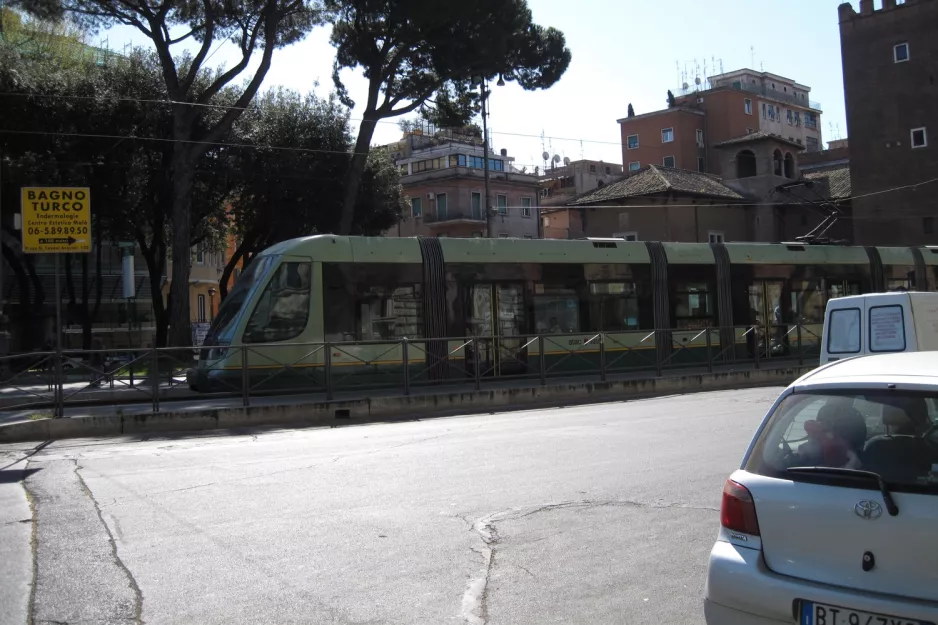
[{"x1": 20, "y1": 187, "x2": 92, "y2": 254}]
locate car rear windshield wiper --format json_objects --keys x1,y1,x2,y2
[{"x1": 786, "y1": 467, "x2": 900, "y2": 517}]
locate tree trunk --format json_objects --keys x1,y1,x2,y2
[
  {"x1": 167, "y1": 152, "x2": 196, "y2": 347},
  {"x1": 219, "y1": 236, "x2": 256, "y2": 300},
  {"x1": 338, "y1": 115, "x2": 379, "y2": 235},
  {"x1": 90, "y1": 232, "x2": 104, "y2": 342},
  {"x1": 139, "y1": 240, "x2": 168, "y2": 348},
  {"x1": 1, "y1": 242, "x2": 31, "y2": 351},
  {"x1": 63, "y1": 254, "x2": 79, "y2": 347}
]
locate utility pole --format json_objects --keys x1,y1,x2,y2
[{"x1": 481, "y1": 78, "x2": 492, "y2": 238}]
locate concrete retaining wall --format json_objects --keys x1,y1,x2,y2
[{"x1": 0, "y1": 365, "x2": 810, "y2": 444}]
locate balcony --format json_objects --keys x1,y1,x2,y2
[
  {"x1": 422, "y1": 210, "x2": 486, "y2": 227},
  {"x1": 676, "y1": 82, "x2": 822, "y2": 111},
  {"x1": 730, "y1": 82, "x2": 822, "y2": 111}
]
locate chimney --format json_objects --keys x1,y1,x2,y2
[
  {"x1": 859, "y1": 0, "x2": 873, "y2": 15},
  {"x1": 838, "y1": 2, "x2": 857, "y2": 20},
  {"x1": 883, "y1": 0, "x2": 896, "y2": 7}
]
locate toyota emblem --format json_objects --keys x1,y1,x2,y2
[{"x1": 855, "y1": 500, "x2": 883, "y2": 520}]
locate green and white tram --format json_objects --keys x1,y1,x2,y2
[{"x1": 187, "y1": 236, "x2": 938, "y2": 393}]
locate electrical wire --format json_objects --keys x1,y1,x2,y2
[
  {"x1": 0, "y1": 90, "x2": 622, "y2": 147},
  {"x1": 2, "y1": 126, "x2": 937, "y2": 220}
]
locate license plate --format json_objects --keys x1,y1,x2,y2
[{"x1": 800, "y1": 601, "x2": 932, "y2": 625}]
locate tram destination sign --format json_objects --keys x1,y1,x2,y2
[{"x1": 21, "y1": 187, "x2": 92, "y2": 253}]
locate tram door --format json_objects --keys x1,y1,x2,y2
[
  {"x1": 467, "y1": 283, "x2": 527, "y2": 376},
  {"x1": 747, "y1": 281, "x2": 786, "y2": 356}
]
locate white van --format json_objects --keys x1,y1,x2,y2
[{"x1": 821, "y1": 291, "x2": 938, "y2": 364}]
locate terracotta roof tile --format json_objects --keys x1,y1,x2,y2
[
  {"x1": 713, "y1": 131, "x2": 805, "y2": 150},
  {"x1": 570, "y1": 165, "x2": 743, "y2": 205},
  {"x1": 803, "y1": 164, "x2": 851, "y2": 200}
]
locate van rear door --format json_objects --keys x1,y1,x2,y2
[
  {"x1": 866, "y1": 293, "x2": 915, "y2": 356},
  {"x1": 822, "y1": 297, "x2": 864, "y2": 363}
]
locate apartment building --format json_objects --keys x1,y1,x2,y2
[
  {"x1": 539, "y1": 159, "x2": 624, "y2": 206},
  {"x1": 839, "y1": 0, "x2": 938, "y2": 246},
  {"x1": 385, "y1": 127, "x2": 540, "y2": 239},
  {"x1": 619, "y1": 69, "x2": 823, "y2": 175}
]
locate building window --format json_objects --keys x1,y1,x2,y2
[
  {"x1": 911, "y1": 127, "x2": 928, "y2": 148},
  {"x1": 589, "y1": 164, "x2": 597, "y2": 173},
  {"x1": 661, "y1": 128, "x2": 674, "y2": 143},
  {"x1": 605, "y1": 166, "x2": 611, "y2": 175},
  {"x1": 708, "y1": 231, "x2": 725, "y2": 244},
  {"x1": 662, "y1": 155, "x2": 675, "y2": 168},
  {"x1": 696, "y1": 129, "x2": 704, "y2": 147},
  {"x1": 197, "y1": 294, "x2": 207, "y2": 322},
  {"x1": 194, "y1": 245, "x2": 205, "y2": 265},
  {"x1": 411, "y1": 197, "x2": 422, "y2": 218},
  {"x1": 925, "y1": 217, "x2": 934, "y2": 234},
  {"x1": 805, "y1": 112, "x2": 818, "y2": 129},
  {"x1": 744, "y1": 98, "x2": 752, "y2": 115},
  {"x1": 437, "y1": 193, "x2": 448, "y2": 219},
  {"x1": 614, "y1": 232, "x2": 638, "y2": 241},
  {"x1": 470, "y1": 192, "x2": 482, "y2": 219},
  {"x1": 628, "y1": 161, "x2": 640, "y2": 172},
  {"x1": 894, "y1": 42, "x2": 909, "y2": 63},
  {"x1": 787, "y1": 109, "x2": 794, "y2": 125},
  {"x1": 762, "y1": 102, "x2": 767, "y2": 118},
  {"x1": 697, "y1": 157, "x2": 705, "y2": 172},
  {"x1": 627, "y1": 134, "x2": 639, "y2": 149},
  {"x1": 521, "y1": 197, "x2": 532, "y2": 218},
  {"x1": 496, "y1": 194, "x2": 508, "y2": 215},
  {"x1": 737, "y1": 150, "x2": 757, "y2": 178}
]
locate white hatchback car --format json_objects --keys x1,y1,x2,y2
[{"x1": 705, "y1": 352, "x2": 938, "y2": 625}]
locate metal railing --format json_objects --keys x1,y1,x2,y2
[{"x1": 0, "y1": 323, "x2": 822, "y2": 417}]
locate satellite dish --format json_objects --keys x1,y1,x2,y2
[
  {"x1": 541, "y1": 151, "x2": 550, "y2": 161},
  {"x1": 695, "y1": 76, "x2": 702, "y2": 85},
  {"x1": 682, "y1": 82, "x2": 689, "y2": 90},
  {"x1": 563, "y1": 157, "x2": 571, "y2": 166},
  {"x1": 552, "y1": 154, "x2": 561, "y2": 164}
]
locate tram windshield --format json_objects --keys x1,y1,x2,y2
[{"x1": 203, "y1": 255, "x2": 279, "y2": 346}]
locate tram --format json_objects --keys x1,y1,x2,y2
[{"x1": 187, "y1": 236, "x2": 938, "y2": 392}]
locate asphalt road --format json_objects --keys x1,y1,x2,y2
[{"x1": 0, "y1": 387, "x2": 783, "y2": 625}]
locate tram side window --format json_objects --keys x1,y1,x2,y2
[
  {"x1": 588, "y1": 283, "x2": 639, "y2": 332},
  {"x1": 790, "y1": 281, "x2": 826, "y2": 324},
  {"x1": 673, "y1": 283, "x2": 714, "y2": 329},
  {"x1": 243, "y1": 262, "x2": 312, "y2": 343},
  {"x1": 322, "y1": 263, "x2": 425, "y2": 342},
  {"x1": 534, "y1": 286, "x2": 580, "y2": 334},
  {"x1": 358, "y1": 286, "x2": 423, "y2": 340}
]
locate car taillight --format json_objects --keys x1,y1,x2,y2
[{"x1": 721, "y1": 479, "x2": 760, "y2": 536}]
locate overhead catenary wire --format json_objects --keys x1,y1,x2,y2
[
  {"x1": 0, "y1": 90, "x2": 623, "y2": 147},
  {"x1": 2, "y1": 125, "x2": 938, "y2": 220}
]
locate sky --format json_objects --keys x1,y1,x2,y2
[{"x1": 102, "y1": 0, "x2": 859, "y2": 173}]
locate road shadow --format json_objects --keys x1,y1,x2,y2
[{"x1": 0, "y1": 466, "x2": 41, "y2": 484}]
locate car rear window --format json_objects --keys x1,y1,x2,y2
[{"x1": 745, "y1": 391, "x2": 938, "y2": 493}]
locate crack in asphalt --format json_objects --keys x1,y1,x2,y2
[
  {"x1": 459, "y1": 497, "x2": 718, "y2": 624},
  {"x1": 73, "y1": 462, "x2": 145, "y2": 625},
  {"x1": 25, "y1": 471, "x2": 38, "y2": 625}
]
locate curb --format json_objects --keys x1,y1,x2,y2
[{"x1": 0, "y1": 365, "x2": 809, "y2": 443}]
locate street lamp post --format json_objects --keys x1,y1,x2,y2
[
  {"x1": 208, "y1": 287, "x2": 216, "y2": 322},
  {"x1": 480, "y1": 75, "x2": 505, "y2": 239},
  {"x1": 481, "y1": 78, "x2": 492, "y2": 238}
]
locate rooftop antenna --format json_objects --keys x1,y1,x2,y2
[
  {"x1": 750, "y1": 45, "x2": 755, "y2": 69},
  {"x1": 719, "y1": 58, "x2": 724, "y2": 74}
]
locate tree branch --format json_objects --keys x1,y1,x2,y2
[
  {"x1": 194, "y1": 8, "x2": 263, "y2": 106},
  {"x1": 180, "y1": 0, "x2": 215, "y2": 94}
]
